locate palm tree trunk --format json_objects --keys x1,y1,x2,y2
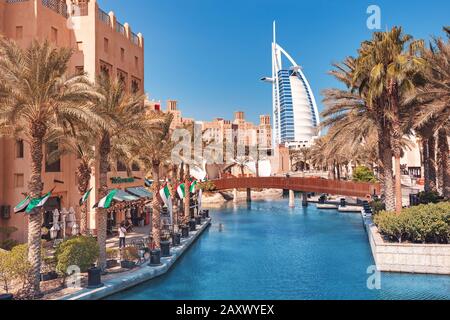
[
  {"x1": 437, "y1": 128, "x2": 450, "y2": 198},
  {"x1": 184, "y1": 164, "x2": 191, "y2": 225},
  {"x1": 422, "y1": 136, "x2": 437, "y2": 193},
  {"x1": 378, "y1": 128, "x2": 395, "y2": 212},
  {"x1": 27, "y1": 122, "x2": 46, "y2": 298},
  {"x1": 76, "y1": 162, "x2": 91, "y2": 235},
  {"x1": 97, "y1": 133, "x2": 111, "y2": 270},
  {"x1": 152, "y1": 162, "x2": 161, "y2": 249}
]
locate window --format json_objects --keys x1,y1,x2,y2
[
  {"x1": 75, "y1": 66, "x2": 84, "y2": 75},
  {"x1": 16, "y1": 26, "x2": 23, "y2": 40},
  {"x1": 51, "y1": 27, "x2": 58, "y2": 44},
  {"x1": 104, "y1": 38, "x2": 109, "y2": 53},
  {"x1": 76, "y1": 41, "x2": 83, "y2": 51},
  {"x1": 14, "y1": 174, "x2": 24, "y2": 188},
  {"x1": 121, "y1": 48, "x2": 125, "y2": 62},
  {"x1": 45, "y1": 142, "x2": 61, "y2": 172},
  {"x1": 131, "y1": 77, "x2": 140, "y2": 93},
  {"x1": 117, "y1": 161, "x2": 127, "y2": 172},
  {"x1": 134, "y1": 56, "x2": 139, "y2": 69},
  {"x1": 16, "y1": 140, "x2": 24, "y2": 159},
  {"x1": 100, "y1": 60, "x2": 112, "y2": 78},
  {"x1": 131, "y1": 162, "x2": 140, "y2": 172}
]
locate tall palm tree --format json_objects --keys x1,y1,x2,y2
[
  {"x1": 48, "y1": 126, "x2": 97, "y2": 235},
  {"x1": 414, "y1": 28, "x2": 450, "y2": 197},
  {"x1": 353, "y1": 27, "x2": 425, "y2": 212},
  {"x1": 132, "y1": 113, "x2": 174, "y2": 249},
  {"x1": 321, "y1": 58, "x2": 396, "y2": 208},
  {"x1": 92, "y1": 75, "x2": 148, "y2": 269},
  {"x1": 0, "y1": 38, "x2": 99, "y2": 297}
]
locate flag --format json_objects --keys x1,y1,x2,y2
[
  {"x1": 190, "y1": 180, "x2": 198, "y2": 193},
  {"x1": 159, "y1": 185, "x2": 171, "y2": 207},
  {"x1": 177, "y1": 183, "x2": 185, "y2": 199},
  {"x1": 93, "y1": 189, "x2": 117, "y2": 209},
  {"x1": 14, "y1": 196, "x2": 30, "y2": 213},
  {"x1": 79, "y1": 187, "x2": 92, "y2": 206},
  {"x1": 26, "y1": 191, "x2": 52, "y2": 213},
  {"x1": 159, "y1": 185, "x2": 173, "y2": 224},
  {"x1": 198, "y1": 188, "x2": 203, "y2": 213}
]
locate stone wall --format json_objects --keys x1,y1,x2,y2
[{"x1": 363, "y1": 216, "x2": 450, "y2": 275}]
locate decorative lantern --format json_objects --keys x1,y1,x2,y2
[
  {"x1": 72, "y1": 222, "x2": 80, "y2": 236},
  {"x1": 50, "y1": 225, "x2": 59, "y2": 240}
]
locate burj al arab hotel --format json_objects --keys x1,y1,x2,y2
[{"x1": 262, "y1": 22, "x2": 320, "y2": 149}]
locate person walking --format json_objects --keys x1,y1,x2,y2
[{"x1": 119, "y1": 223, "x2": 127, "y2": 249}]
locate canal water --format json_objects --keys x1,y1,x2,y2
[{"x1": 107, "y1": 200, "x2": 450, "y2": 300}]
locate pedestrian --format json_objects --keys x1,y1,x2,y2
[{"x1": 119, "y1": 223, "x2": 127, "y2": 249}]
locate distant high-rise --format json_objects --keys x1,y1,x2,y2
[{"x1": 262, "y1": 22, "x2": 320, "y2": 148}]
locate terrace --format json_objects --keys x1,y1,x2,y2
[{"x1": 97, "y1": 7, "x2": 142, "y2": 47}]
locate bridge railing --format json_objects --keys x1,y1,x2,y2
[{"x1": 212, "y1": 177, "x2": 380, "y2": 198}]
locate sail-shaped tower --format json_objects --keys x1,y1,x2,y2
[{"x1": 262, "y1": 22, "x2": 320, "y2": 148}]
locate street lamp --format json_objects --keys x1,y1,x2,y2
[
  {"x1": 50, "y1": 225, "x2": 59, "y2": 240},
  {"x1": 72, "y1": 222, "x2": 80, "y2": 236}
]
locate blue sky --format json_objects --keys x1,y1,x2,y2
[{"x1": 98, "y1": 0, "x2": 450, "y2": 123}]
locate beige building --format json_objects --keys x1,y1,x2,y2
[{"x1": 0, "y1": 0, "x2": 146, "y2": 242}]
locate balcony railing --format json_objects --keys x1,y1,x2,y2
[
  {"x1": 41, "y1": 0, "x2": 68, "y2": 18},
  {"x1": 98, "y1": 8, "x2": 111, "y2": 27},
  {"x1": 116, "y1": 21, "x2": 126, "y2": 36},
  {"x1": 71, "y1": 2, "x2": 88, "y2": 16},
  {"x1": 6, "y1": 0, "x2": 29, "y2": 3},
  {"x1": 131, "y1": 32, "x2": 139, "y2": 46}
]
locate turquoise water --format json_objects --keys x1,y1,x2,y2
[{"x1": 107, "y1": 200, "x2": 450, "y2": 300}]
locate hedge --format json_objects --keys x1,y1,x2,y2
[
  {"x1": 55, "y1": 236, "x2": 99, "y2": 275},
  {"x1": 374, "y1": 202, "x2": 450, "y2": 244}
]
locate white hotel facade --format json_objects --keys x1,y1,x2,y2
[{"x1": 262, "y1": 22, "x2": 321, "y2": 149}]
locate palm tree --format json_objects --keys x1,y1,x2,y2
[
  {"x1": 0, "y1": 38, "x2": 99, "y2": 297},
  {"x1": 92, "y1": 75, "x2": 148, "y2": 269},
  {"x1": 353, "y1": 27, "x2": 425, "y2": 212},
  {"x1": 414, "y1": 28, "x2": 450, "y2": 197},
  {"x1": 132, "y1": 113, "x2": 174, "y2": 249},
  {"x1": 48, "y1": 125, "x2": 97, "y2": 235},
  {"x1": 321, "y1": 58, "x2": 396, "y2": 208}
]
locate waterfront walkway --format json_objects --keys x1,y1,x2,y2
[{"x1": 57, "y1": 218, "x2": 212, "y2": 300}]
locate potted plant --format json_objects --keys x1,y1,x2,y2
[
  {"x1": 120, "y1": 247, "x2": 138, "y2": 269},
  {"x1": 181, "y1": 224, "x2": 190, "y2": 238},
  {"x1": 106, "y1": 248, "x2": 119, "y2": 269},
  {"x1": 160, "y1": 230, "x2": 171, "y2": 258},
  {"x1": 40, "y1": 255, "x2": 58, "y2": 282}
]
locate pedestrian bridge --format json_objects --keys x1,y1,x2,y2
[{"x1": 212, "y1": 177, "x2": 380, "y2": 198}]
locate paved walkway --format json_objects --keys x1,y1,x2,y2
[{"x1": 106, "y1": 225, "x2": 151, "y2": 249}]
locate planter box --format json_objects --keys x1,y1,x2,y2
[
  {"x1": 363, "y1": 216, "x2": 450, "y2": 275},
  {"x1": 40, "y1": 271, "x2": 58, "y2": 282},
  {"x1": 120, "y1": 260, "x2": 136, "y2": 269},
  {"x1": 106, "y1": 259, "x2": 119, "y2": 269}
]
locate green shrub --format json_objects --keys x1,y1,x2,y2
[
  {"x1": 0, "y1": 249, "x2": 13, "y2": 293},
  {"x1": 417, "y1": 191, "x2": 441, "y2": 204},
  {"x1": 352, "y1": 166, "x2": 377, "y2": 183},
  {"x1": 370, "y1": 199, "x2": 385, "y2": 215},
  {"x1": 106, "y1": 248, "x2": 119, "y2": 260},
  {"x1": 374, "y1": 202, "x2": 450, "y2": 244},
  {"x1": 55, "y1": 236, "x2": 99, "y2": 275},
  {"x1": 9, "y1": 244, "x2": 32, "y2": 290},
  {"x1": 0, "y1": 226, "x2": 19, "y2": 250},
  {"x1": 199, "y1": 180, "x2": 216, "y2": 192},
  {"x1": 122, "y1": 246, "x2": 139, "y2": 261}
]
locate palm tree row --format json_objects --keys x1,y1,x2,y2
[
  {"x1": 0, "y1": 38, "x2": 173, "y2": 298},
  {"x1": 316, "y1": 26, "x2": 450, "y2": 213}
]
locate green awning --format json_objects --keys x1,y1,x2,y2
[
  {"x1": 113, "y1": 189, "x2": 140, "y2": 202},
  {"x1": 127, "y1": 187, "x2": 153, "y2": 198}
]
